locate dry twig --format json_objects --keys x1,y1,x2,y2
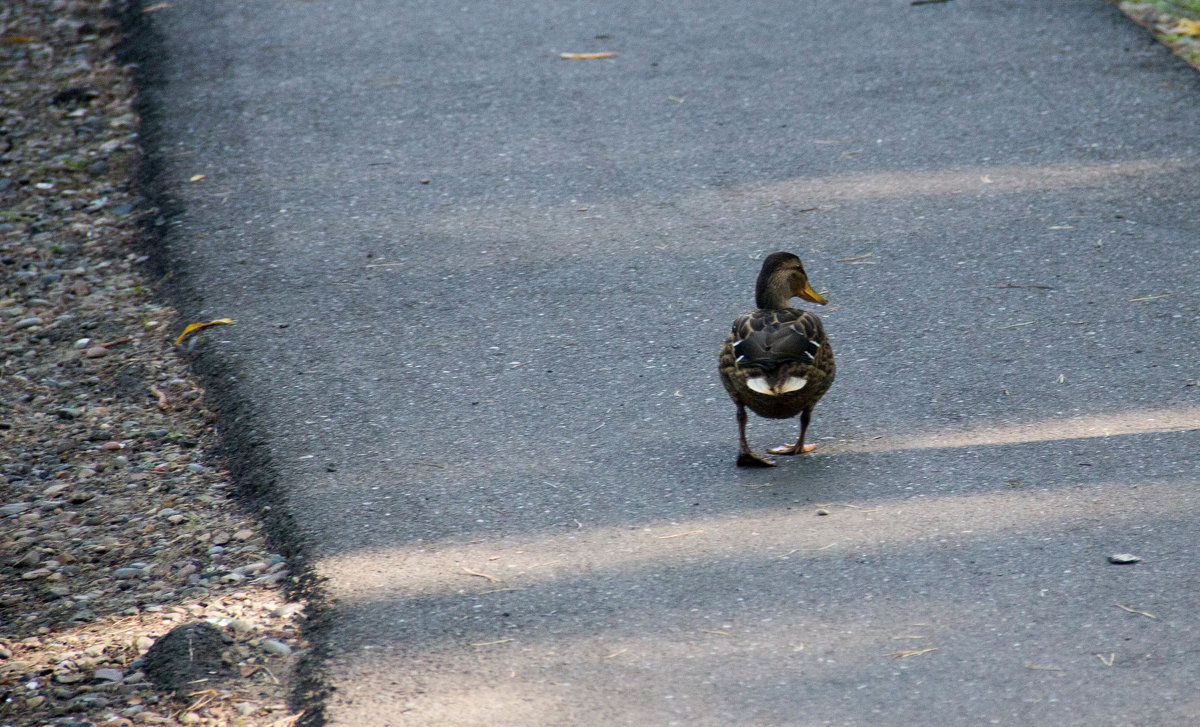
[
  {"x1": 885, "y1": 647, "x2": 938, "y2": 658},
  {"x1": 461, "y1": 567, "x2": 501, "y2": 583},
  {"x1": 657, "y1": 529, "x2": 706, "y2": 539},
  {"x1": 1115, "y1": 603, "x2": 1156, "y2": 619}
]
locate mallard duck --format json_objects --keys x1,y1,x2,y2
[{"x1": 718, "y1": 252, "x2": 835, "y2": 467}]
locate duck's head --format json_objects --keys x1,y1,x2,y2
[{"x1": 754, "y1": 251, "x2": 828, "y2": 309}]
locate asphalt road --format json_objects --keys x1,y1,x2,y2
[{"x1": 137, "y1": 0, "x2": 1200, "y2": 724}]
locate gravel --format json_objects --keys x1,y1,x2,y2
[{"x1": 1, "y1": 1, "x2": 307, "y2": 725}]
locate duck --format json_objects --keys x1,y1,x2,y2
[{"x1": 718, "y1": 252, "x2": 835, "y2": 467}]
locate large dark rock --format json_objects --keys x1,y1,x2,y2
[{"x1": 141, "y1": 621, "x2": 232, "y2": 697}]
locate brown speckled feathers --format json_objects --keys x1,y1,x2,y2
[{"x1": 718, "y1": 252, "x2": 835, "y2": 466}]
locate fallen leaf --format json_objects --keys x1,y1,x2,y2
[
  {"x1": 189, "y1": 174, "x2": 206, "y2": 182},
  {"x1": 2, "y1": 36, "x2": 36, "y2": 44},
  {"x1": 560, "y1": 51, "x2": 617, "y2": 60},
  {"x1": 1171, "y1": 18, "x2": 1200, "y2": 37},
  {"x1": 175, "y1": 318, "x2": 236, "y2": 344}
]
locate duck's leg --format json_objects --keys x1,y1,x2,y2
[
  {"x1": 767, "y1": 407, "x2": 817, "y2": 455},
  {"x1": 736, "y1": 402, "x2": 776, "y2": 467}
]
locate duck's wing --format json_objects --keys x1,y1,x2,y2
[{"x1": 730, "y1": 309, "x2": 826, "y2": 374}]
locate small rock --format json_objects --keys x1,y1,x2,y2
[
  {"x1": 66, "y1": 692, "x2": 110, "y2": 709},
  {"x1": 13, "y1": 317, "x2": 43, "y2": 329},
  {"x1": 1108, "y1": 553, "x2": 1141, "y2": 565},
  {"x1": 1, "y1": 502, "x2": 32, "y2": 516},
  {"x1": 179, "y1": 712, "x2": 202, "y2": 725},
  {"x1": 73, "y1": 337, "x2": 93, "y2": 349},
  {"x1": 272, "y1": 602, "x2": 304, "y2": 619},
  {"x1": 113, "y1": 567, "x2": 144, "y2": 579},
  {"x1": 233, "y1": 528, "x2": 255, "y2": 541},
  {"x1": 85, "y1": 346, "x2": 109, "y2": 358},
  {"x1": 54, "y1": 670, "x2": 84, "y2": 683},
  {"x1": 25, "y1": 695, "x2": 45, "y2": 709},
  {"x1": 21, "y1": 568, "x2": 51, "y2": 580},
  {"x1": 261, "y1": 639, "x2": 292, "y2": 657},
  {"x1": 42, "y1": 482, "x2": 70, "y2": 497},
  {"x1": 94, "y1": 667, "x2": 125, "y2": 682},
  {"x1": 0, "y1": 646, "x2": 12, "y2": 658},
  {"x1": 15, "y1": 549, "x2": 42, "y2": 567},
  {"x1": 142, "y1": 622, "x2": 231, "y2": 696},
  {"x1": 211, "y1": 532, "x2": 231, "y2": 545},
  {"x1": 815, "y1": 508, "x2": 830, "y2": 516},
  {"x1": 257, "y1": 570, "x2": 289, "y2": 585},
  {"x1": 235, "y1": 702, "x2": 257, "y2": 716}
]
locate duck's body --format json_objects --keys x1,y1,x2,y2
[{"x1": 718, "y1": 252, "x2": 835, "y2": 467}]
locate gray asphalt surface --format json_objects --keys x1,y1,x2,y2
[{"x1": 138, "y1": 0, "x2": 1200, "y2": 724}]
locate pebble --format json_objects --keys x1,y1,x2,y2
[
  {"x1": 113, "y1": 567, "x2": 144, "y2": 579},
  {"x1": 234, "y1": 528, "x2": 255, "y2": 541},
  {"x1": 261, "y1": 639, "x2": 292, "y2": 657},
  {"x1": 2, "y1": 502, "x2": 32, "y2": 516},
  {"x1": 22, "y1": 568, "x2": 51, "y2": 580},
  {"x1": 15, "y1": 549, "x2": 42, "y2": 567},
  {"x1": 225, "y1": 619, "x2": 255, "y2": 634},
  {"x1": 179, "y1": 712, "x2": 202, "y2": 725},
  {"x1": 272, "y1": 602, "x2": 304, "y2": 619},
  {"x1": 94, "y1": 667, "x2": 125, "y2": 681},
  {"x1": 85, "y1": 346, "x2": 109, "y2": 358},
  {"x1": 815, "y1": 508, "x2": 830, "y2": 516},
  {"x1": 1108, "y1": 553, "x2": 1141, "y2": 564},
  {"x1": 14, "y1": 316, "x2": 43, "y2": 329},
  {"x1": 73, "y1": 337, "x2": 93, "y2": 349},
  {"x1": 42, "y1": 482, "x2": 70, "y2": 497}
]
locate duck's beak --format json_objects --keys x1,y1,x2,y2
[{"x1": 795, "y1": 278, "x2": 828, "y2": 305}]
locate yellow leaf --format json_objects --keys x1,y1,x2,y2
[
  {"x1": 1172, "y1": 18, "x2": 1200, "y2": 37},
  {"x1": 176, "y1": 318, "x2": 236, "y2": 344},
  {"x1": 189, "y1": 174, "x2": 206, "y2": 182},
  {"x1": 559, "y1": 51, "x2": 617, "y2": 60}
]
